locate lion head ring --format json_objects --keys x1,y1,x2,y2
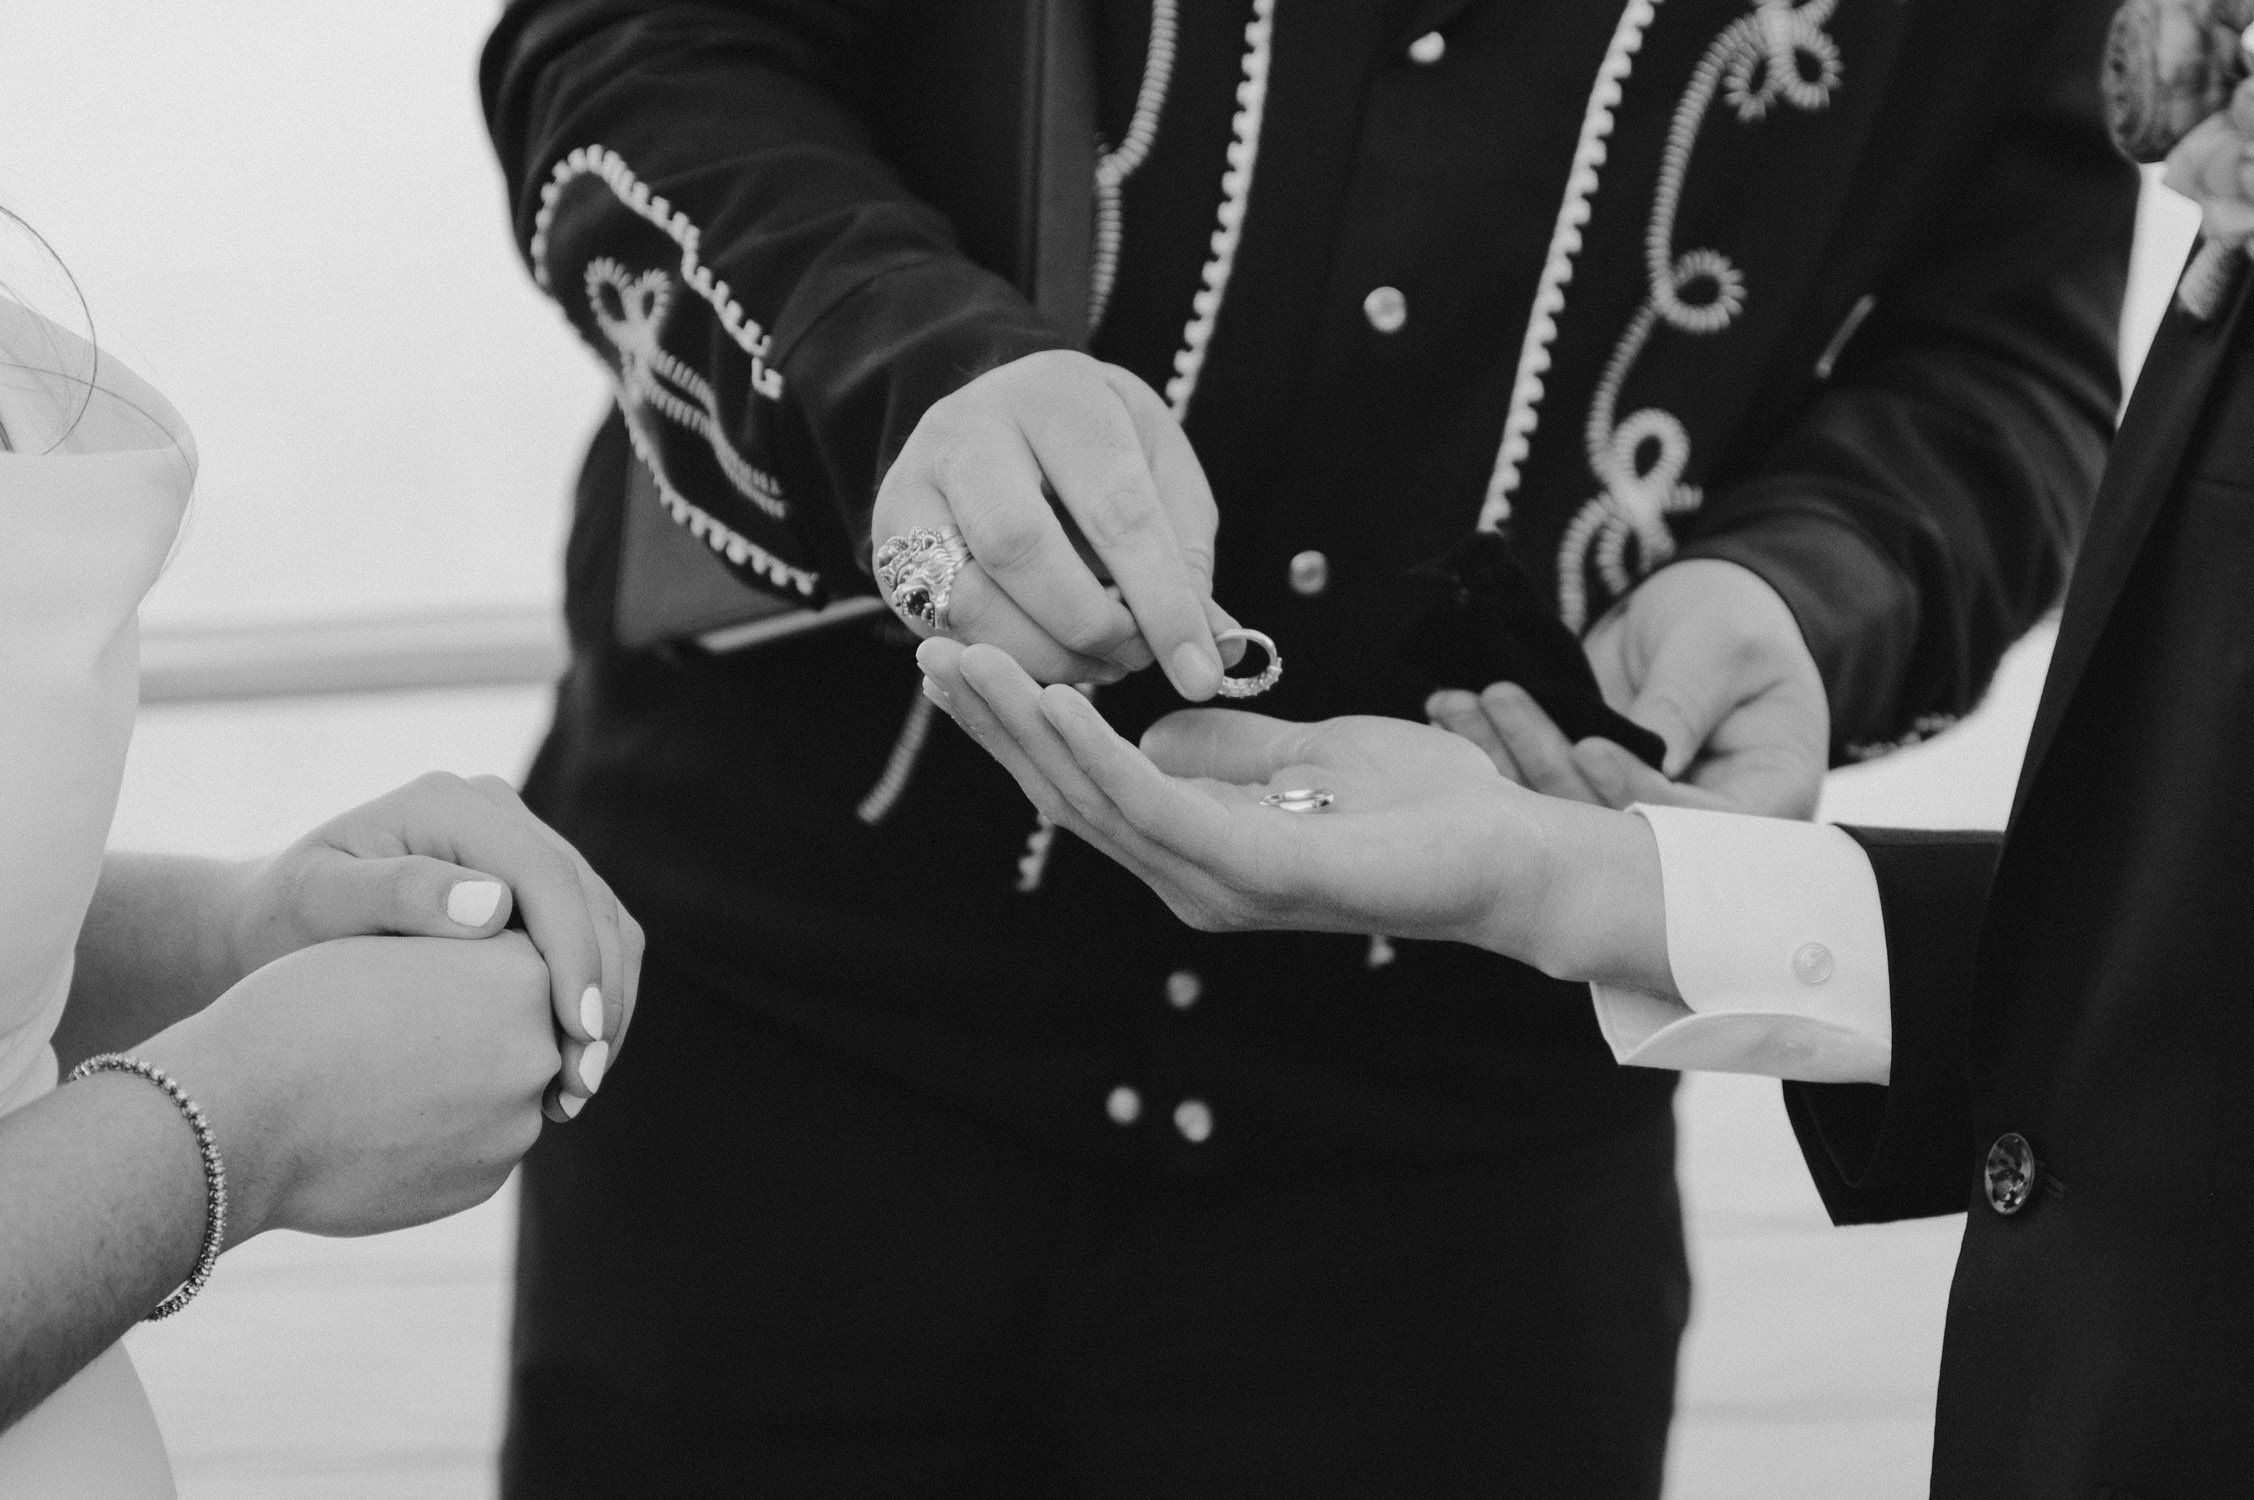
[{"x1": 875, "y1": 525, "x2": 972, "y2": 634}]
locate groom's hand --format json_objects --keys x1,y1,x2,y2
[{"x1": 1427, "y1": 559, "x2": 1828, "y2": 818}]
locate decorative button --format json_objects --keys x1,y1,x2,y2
[
  {"x1": 1106, "y1": 1085, "x2": 1142, "y2": 1126},
  {"x1": 1791, "y1": 942, "x2": 1834, "y2": 985},
  {"x1": 1288, "y1": 549, "x2": 1330, "y2": 597},
  {"x1": 1362, "y1": 285, "x2": 1408, "y2": 334},
  {"x1": 1165, "y1": 969, "x2": 1202, "y2": 1010},
  {"x1": 1173, "y1": 1098, "x2": 1214, "y2": 1144},
  {"x1": 1983, "y1": 1132, "x2": 2037, "y2": 1216},
  {"x1": 1408, "y1": 30, "x2": 1447, "y2": 65}
]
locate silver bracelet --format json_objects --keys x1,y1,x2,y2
[{"x1": 65, "y1": 1052, "x2": 229, "y2": 1320}]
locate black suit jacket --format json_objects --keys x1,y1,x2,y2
[{"x1": 1787, "y1": 279, "x2": 2254, "y2": 1495}]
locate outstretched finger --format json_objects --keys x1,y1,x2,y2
[
  {"x1": 1137, "y1": 707, "x2": 1316, "y2": 785},
  {"x1": 918, "y1": 640, "x2": 1130, "y2": 867},
  {"x1": 955, "y1": 643, "x2": 1166, "y2": 859},
  {"x1": 1478, "y1": 684, "x2": 1603, "y2": 804},
  {"x1": 1570, "y1": 737, "x2": 1735, "y2": 813},
  {"x1": 1426, "y1": 689, "x2": 1525, "y2": 783},
  {"x1": 942, "y1": 643, "x2": 1231, "y2": 910},
  {"x1": 1037, "y1": 685, "x2": 1262, "y2": 876}
]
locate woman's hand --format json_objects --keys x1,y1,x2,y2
[
  {"x1": 139, "y1": 933, "x2": 559, "y2": 1243},
  {"x1": 916, "y1": 639, "x2": 1673, "y2": 993},
  {"x1": 871, "y1": 350, "x2": 1235, "y2": 697},
  {"x1": 219, "y1": 774, "x2": 642, "y2": 1117}
]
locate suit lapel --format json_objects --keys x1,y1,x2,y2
[{"x1": 2010, "y1": 263, "x2": 2254, "y2": 827}]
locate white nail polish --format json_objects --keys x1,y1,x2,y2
[
  {"x1": 445, "y1": 880, "x2": 505, "y2": 927},
  {"x1": 579, "y1": 985, "x2": 605, "y2": 1041},
  {"x1": 559, "y1": 1093, "x2": 585, "y2": 1119},
  {"x1": 578, "y1": 1038, "x2": 610, "y2": 1094}
]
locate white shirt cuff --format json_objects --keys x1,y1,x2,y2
[{"x1": 1590, "y1": 805, "x2": 1892, "y2": 1085}]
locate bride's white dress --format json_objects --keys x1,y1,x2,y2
[{"x1": 0, "y1": 301, "x2": 196, "y2": 1497}]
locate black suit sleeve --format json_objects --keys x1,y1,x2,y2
[
  {"x1": 1781, "y1": 826, "x2": 2003, "y2": 1224},
  {"x1": 481, "y1": 0, "x2": 1072, "y2": 601},
  {"x1": 1678, "y1": 0, "x2": 2137, "y2": 758}
]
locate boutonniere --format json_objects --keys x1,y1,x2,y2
[{"x1": 2106, "y1": 0, "x2": 2254, "y2": 316}]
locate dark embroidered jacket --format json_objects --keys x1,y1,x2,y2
[{"x1": 483, "y1": 0, "x2": 2136, "y2": 1167}]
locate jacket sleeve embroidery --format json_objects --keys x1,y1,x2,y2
[{"x1": 1555, "y1": 0, "x2": 1844, "y2": 630}]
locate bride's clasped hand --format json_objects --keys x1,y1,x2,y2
[{"x1": 915, "y1": 638, "x2": 1676, "y2": 1000}]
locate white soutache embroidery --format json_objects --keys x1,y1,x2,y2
[
  {"x1": 1554, "y1": 0, "x2": 1841, "y2": 630},
  {"x1": 1845, "y1": 712, "x2": 1957, "y2": 763},
  {"x1": 533, "y1": 147, "x2": 818, "y2": 598},
  {"x1": 1478, "y1": 0, "x2": 1664, "y2": 535},
  {"x1": 1092, "y1": 0, "x2": 1181, "y2": 332},
  {"x1": 618, "y1": 410, "x2": 821, "y2": 598},
  {"x1": 534, "y1": 145, "x2": 785, "y2": 399},
  {"x1": 855, "y1": 686, "x2": 939, "y2": 824},
  {"x1": 1163, "y1": 0, "x2": 1275, "y2": 419},
  {"x1": 587, "y1": 258, "x2": 787, "y2": 521}
]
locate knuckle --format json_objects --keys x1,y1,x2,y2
[
  {"x1": 505, "y1": 1113, "x2": 545, "y2": 1162},
  {"x1": 1070, "y1": 463, "x2": 1160, "y2": 549},
  {"x1": 1056, "y1": 610, "x2": 1128, "y2": 659},
  {"x1": 465, "y1": 772, "x2": 518, "y2": 803},
  {"x1": 961, "y1": 500, "x2": 1046, "y2": 576},
  {"x1": 409, "y1": 769, "x2": 467, "y2": 800}
]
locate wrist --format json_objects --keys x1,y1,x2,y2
[
  {"x1": 1494, "y1": 800, "x2": 1676, "y2": 996},
  {"x1": 208, "y1": 855, "x2": 276, "y2": 992},
  {"x1": 136, "y1": 1009, "x2": 284, "y2": 1249}
]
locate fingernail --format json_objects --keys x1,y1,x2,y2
[
  {"x1": 578, "y1": 985, "x2": 605, "y2": 1041},
  {"x1": 578, "y1": 1038, "x2": 610, "y2": 1094},
  {"x1": 559, "y1": 1093, "x2": 586, "y2": 1120},
  {"x1": 445, "y1": 880, "x2": 505, "y2": 927},
  {"x1": 1170, "y1": 642, "x2": 1221, "y2": 699}
]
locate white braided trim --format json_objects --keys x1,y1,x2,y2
[
  {"x1": 1015, "y1": 811, "x2": 1061, "y2": 893},
  {"x1": 1553, "y1": 0, "x2": 1841, "y2": 628},
  {"x1": 1845, "y1": 712, "x2": 1957, "y2": 763},
  {"x1": 1478, "y1": 0, "x2": 1662, "y2": 533},
  {"x1": 1091, "y1": 0, "x2": 1181, "y2": 331},
  {"x1": 856, "y1": 686, "x2": 937, "y2": 824},
  {"x1": 533, "y1": 145, "x2": 785, "y2": 401},
  {"x1": 1164, "y1": 0, "x2": 1275, "y2": 419},
  {"x1": 620, "y1": 414, "x2": 821, "y2": 597},
  {"x1": 587, "y1": 258, "x2": 788, "y2": 521}
]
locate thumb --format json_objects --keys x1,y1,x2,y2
[
  {"x1": 1624, "y1": 641, "x2": 1738, "y2": 780},
  {"x1": 296, "y1": 851, "x2": 517, "y2": 943}
]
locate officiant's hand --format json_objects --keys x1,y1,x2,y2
[
  {"x1": 219, "y1": 774, "x2": 642, "y2": 1119},
  {"x1": 1425, "y1": 559, "x2": 1828, "y2": 818},
  {"x1": 916, "y1": 638, "x2": 1674, "y2": 994},
  {"x1": 871, "y1": 350, "x2": 1237, "y2": 698}
]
